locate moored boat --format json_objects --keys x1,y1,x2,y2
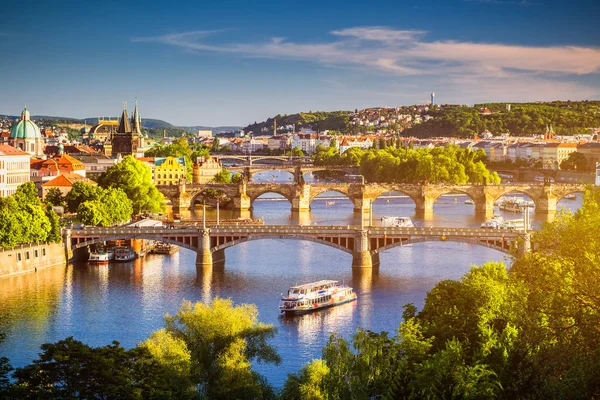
[
  {"x1": 151, "y1": 242, "x2": 179, "y2": 255},
  {"x1": 564, "y1": 193, "x2": 577, "y2": 200},
  {"x1": 279, "y1": 280, "x2": 357, "y2": 315},
  {"x1": 325, "y1": 201, "x2": 336, "y2": 206},
  {"x1": 380, "y1": 216, "x2": 414, "y2": 227},
  {"x1": 114, "y1": 246, "x2": 136, "y2": 262},
  {"x1": 481, "y1": 215, "x2": 504, "y2": 229},
  {"x1": 89, "y1": 251, "x2": 110, "y2": 265}
]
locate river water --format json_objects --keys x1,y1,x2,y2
[{"x1": 0, "y1": 174, "x2": 583, "y2": 387}]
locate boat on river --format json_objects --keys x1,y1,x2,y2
[
  {"x1": 564, "y1": 193, "x2": 577, "y2": 200},
  {"x1": 279, "y1": 280, "x2": 357, "y2": 316},
  {"x1": 325, "y1": 201, "x2": 336, "y2": 206},
  {"x1": 498, "y1": 197, "x2": 530, "y2": 213},
  {"x1": 381, "y1": 216, "x2": 414, "y2": 227},
  {"x1": 481, "y1": 215, "x2": 504, "y2": 229},
  {"x1": 114, "y1": 246, "x2": 136, "y2": 262},
  {"x1": 89, "y1": 251, "x2": 110, "y2": 265}
]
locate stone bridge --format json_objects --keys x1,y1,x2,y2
[
  {"x1": 65, "y1": 225, "x2": 530, "y2": 269},
  {"x1": 157, "y1": 182, "x2": 586, "y2": 217},
  {"x1": 214, "y1": 154, "x2": 306, "y2": 166},
  {"x1": 227, "y1": 165, "x2": 359, "y2": 184}
]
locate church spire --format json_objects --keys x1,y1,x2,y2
[
  {"x1": 117, "y1": 102, "x2": 132, "y2": 133},
  {"x1": 131, "y1": 98, "x2": 142, "y2": 134}
]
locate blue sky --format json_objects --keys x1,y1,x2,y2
[{"x1": 1, "y1": 0, "x2": 599, "y2": 126}]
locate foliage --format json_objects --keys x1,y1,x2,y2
[
  {"x1": 162, "y1": 298, "x2": 280, "y2": 399},
  {"x1": 10, "y1": 337, "x2": 177, "y2": 399},
  {"x1": 211, "y1": 168, "x2": 234, "y2": 183},
  {"x1": 313, "y1": 144, "x2": 500, "y2": 184},
  {"x1": 65, "y1": 181, "x2": 103, "y2": 213},
  {"x1": 0, "y1": 183, "x2": 61, "y2": 248},
  {"x1": 244, "y1": 111, "x2": 351, "y2": 135},
  {"x1": 76, "y1": 187, "x2": 133, "y2": 227},
  {"x1": 99, "y1": 156, "x2": 165, "y2": 215},
  {"x1": 290, "y1": 147, "x2": 304, "y2": 157},
  {"x1": 44, "y1": 188, "x2": 66, "y2": 208},
  {"x1": 560, "y1": 151, "x2": 588, "y2": 171},
  {"x1": 0, "y1": 332, "x2": 12, "y2": 395},
  {"x1": 403, "y1": 101, "x2": 600, "y2": 138},
  {"x1": 144, "y1": 138, "x2": 197, "y2": 181}
]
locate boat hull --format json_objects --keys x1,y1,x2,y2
[{"x1": 280, "y1": 296, "x2": 357, "y2": 316}]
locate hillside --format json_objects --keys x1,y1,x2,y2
[
  {"x1": 244, "y1": 111, "x2": 351, "y2": 135},
  {"x1": 403, "y1": 101, "x2": 600, "y2": 138}
]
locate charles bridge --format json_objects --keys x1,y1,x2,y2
[
  {"x1": 157, "y1": 180, "x2": 586, "y2": 217},
  {"x1": 64, "y1": 225, "x2": 530, "y2": 269}
]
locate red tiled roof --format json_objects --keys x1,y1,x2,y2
[
  {"x1": 42, "y1": 173, "x2": 97, "y2": 187},
  {"x1": 0, "y1": 144, "x2": 30, "y2": 156}
]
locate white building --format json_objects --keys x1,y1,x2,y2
[
  {"x1": 197, "y1": 130, "x2": 213, "y2": 138},
  {"x1": 0, "y1": 144, "x2": 30, "y2": 197}
]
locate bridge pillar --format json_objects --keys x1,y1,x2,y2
[
  {"x1": 535, "y1": 193, "x2": 557, "y2": 215},
  {"x1": 352, "y1": 195, "x2": 372, "y2": 214},
  {"x1": 212, "y1": 249, "x2": 226, "y2": 266},
  {"x1": 62, "y1": 228, "x2": 73, "y2": 261},
  {"x1": 474, "y1": 195, "x2": 495, "y2": 217},
  {"x1": 292, "y1": 184, "x2": 311, "y2": 212},
  {"x1": 352, "y1": 230, "x2": 375, "y2": 269},
  {"x1": 196, "y1": 229, "x2": 213, "y2": 268},
  {"x1": 243, "y1": 167, "x2": 253, "y2": 182},
  {"x1": 414, "y1": 195, "x2": 434, "y2": 217},
  {"x1": 232, "y1": 183, "x2": 251, "y2": 212}
]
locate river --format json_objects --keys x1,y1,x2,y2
[{"x1": 0, "y1": 174, "x2": 583, "y2": 387}]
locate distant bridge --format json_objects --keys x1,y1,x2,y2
[
  {"x1": 157, "y1": 181, "x2": 586, "y2": 217},
  {"x1": 65, "y1": 225, "x2": 530, "y2": 269},
  {"x1": 214, "y1": 154, "x2": 308, "y2": 166}
]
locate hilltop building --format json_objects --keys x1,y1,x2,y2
[
  {"x1": 108, "y1": 102, "x2": 144, "y2": 158},
  {"x1": 9, "y1": 107, "x2": 44, "y2": 156}
]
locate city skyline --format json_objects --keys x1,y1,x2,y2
[{"x1": 1, "y1": 0, "x2": 599, "y2": 126}]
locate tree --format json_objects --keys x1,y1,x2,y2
[
  {"x1": 11, "y1": 337, "x2": 177, "y2": 399},
  {"x1": 211, "y1": 169, "x2": 233, "y2": 183},
  {"x1": 211, "y1": 137, "x2": 221, "y2": 153},
  {"x1": 44, "y1": 188, "x2": 66, "y2": 209},
  {"x1": 65, "y1": 181, "x2": 102, "y2": 213},
  {"x1": 160, "y1": 298, "x2": 280, "y2": 399},
  {"x1": 0, "y1": 333, "x2": 12, "y2": 395},
  {"x1": 291, "y1": 147, "x2": 304, "y2": 157},
  {"x1": 99, "y1": 156, "x2": 164, "y2": 214},
  {"x1": 76, "y1": 188, "x2": 133, "y2": 227},
  {"x1": 560, "y1": 151, "x2": 587, "y2": 171}
]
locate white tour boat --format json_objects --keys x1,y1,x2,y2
[
  {"x1": 481, "y1": 215, "x2": 504, "y2": 229},
  {"x1": 114, "y1": 246, "x2": 136, "y2": 262},
  {"x1": 88, "y1": 251, "x2": 110, "y2": 265},
  {"x1": 279, "y1": 280, "x2": 357, "y2": 316},
  {"x1": 564, "y1": 193, "x2": 577, "y2": 200},
  {"x1": 498, "y1": 197, "x2": 529, "y2": 213},
  {"x1": 380, "y1": 216, "x2": 414, "y2": 228},
  {"x1": 498, "y1": 219, "x2": 529, "y2": 231}
]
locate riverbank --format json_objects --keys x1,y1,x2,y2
[{"x1": 0, "y1": 243, "x2": 66, "y2": 279}]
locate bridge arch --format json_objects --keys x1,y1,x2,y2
[
  {"x1": 555, "y1": 188, "x2": 585, "y2": 202},
  {"x1": 211, "y1": 235, "x2": 353, "y2": 254},
  {"x1": 189, "y1": 187, "x2": 238, "y2": 207},
  {"x1": 370, "y1": 188, "x2": 419, "y2": 207},
  {"x1": 371, "y1": 237, "x2": 514, "y2": 255},
  {"x1": 428, "y1": 188, "x2": 478, "y2": 207},
  {"x1": 249, "y1": 190, "x2": 294, "y2": 208},
  {"x1": 492, "y1": 189, "x2": 539, "y2": 209},
  {"x1": 309, "y1": 188, "x2": 355, "y2": 208},
  {"x1": 71, "y1": 235, "x2": 198, "y2": 253}
]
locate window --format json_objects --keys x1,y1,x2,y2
[
  {"x1": 34, "y1": 249, "x2": 38, "y2": 258},
  {"x1": 17, "y1": 253, "x2": 21, "y2": 261},
  {"x1": 42, "y1": 248, "x2": 46, "y2": 256},
  {"x1": 26, "y1": 251, "x2": 30, "y2": 260}
]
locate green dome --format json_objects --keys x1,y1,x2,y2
[{"x1": 10, "y1": 108, "x2": 41, "y2": 139}]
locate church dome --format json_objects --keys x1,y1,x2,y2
[{"x1": 10, "y1": 107, "x2": 42, "y2": 139}]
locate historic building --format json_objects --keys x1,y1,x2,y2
[
  {"x1": 154, "y1": 156, "x2": 186, "y2": 185},
  {"x1": 41, "y1": 174, "x2": 97, "y2": 199},
  {"x1": 86, "y1": 118, "x2": 119, "y2": 144},
  {"x1": 109, "y1": 102, "x2": 144, "y2": 158},
  {"x1": 0, "y1": 144, "x2": 31, "y2": 197},
  {"x1": 193, "y1": 156, "x2": 222, "y2": 183},
  {"x1": 9, "y1": 107, "x2": 44, "y2": 156},
  {"x1": 30, "y1": 153, "x2": 87, "y2": 194}
]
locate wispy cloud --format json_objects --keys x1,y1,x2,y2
[{"x1": 133, "y1": 26, "x2": 600, "y2": 99}]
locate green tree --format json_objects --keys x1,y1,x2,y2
[
  {"x1": 211, "y1": 169, "x2": 233, "y2": 183},
  {"x1": 0, "y1": 332, "x2": 12, "y2": 395},
  {"x1": 291, "y1": 147, "x2": 304, "y2": 157},
  {"x1": 11, "y1": 337, "x2": 177, "y2": 399},
  {"x1": 65, "y1": 181, "x2": 102, "y2": 213},
  {"x1": 560, "y1": 151, "x2": 588, "y2": 171},
  {"x1": 43, "y1": 188, "x2": 66, "y2": 209},
  {"x1": 161, "y1": 298, "x2": 280, "y2": 399},
  {"x1": 99, "y1": 156, "x2": 164, "y2": 215}
]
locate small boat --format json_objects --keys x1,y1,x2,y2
[
  {"x1": 151, "y1": 242, "x2": 179, "y2": 255},
  {"x1": 498, "y1": 219, "x2": 529, "y2": 231},
  {"x1": 325, "y1": 201, "x2": 336, "y2": 206},
  {"x1": 464, "y1": 199, "x2": 474, "y2": 205},
  {"x1": 564, "y1": 194, "x2": 577, "y2": 200},
  {"x1": 381, "y1": 216, "x2": 414, "y2": 227},
  {"x1": 89, "y1": 251, "x2": 110, "y2": 265},
  {"x1": 279, "y1": 280, "x2": 357, "y2": 316},
  {"x1": 114, "y1": 246, "x2": 136, "y2": 262},
  {"x1": 498, "y1": 197, "x2": 528, "y2": 213}
]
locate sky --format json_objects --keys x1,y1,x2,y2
[{"x1": 1, "y1": 0, "x2": 599, "y2": 126}]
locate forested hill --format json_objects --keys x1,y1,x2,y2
[
  {"x1": 403, "y1": 101, "x2": 600, "y2": 138},
  {"x1": 244, "y1": 111, "x2": 351, "y2": 134}
]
